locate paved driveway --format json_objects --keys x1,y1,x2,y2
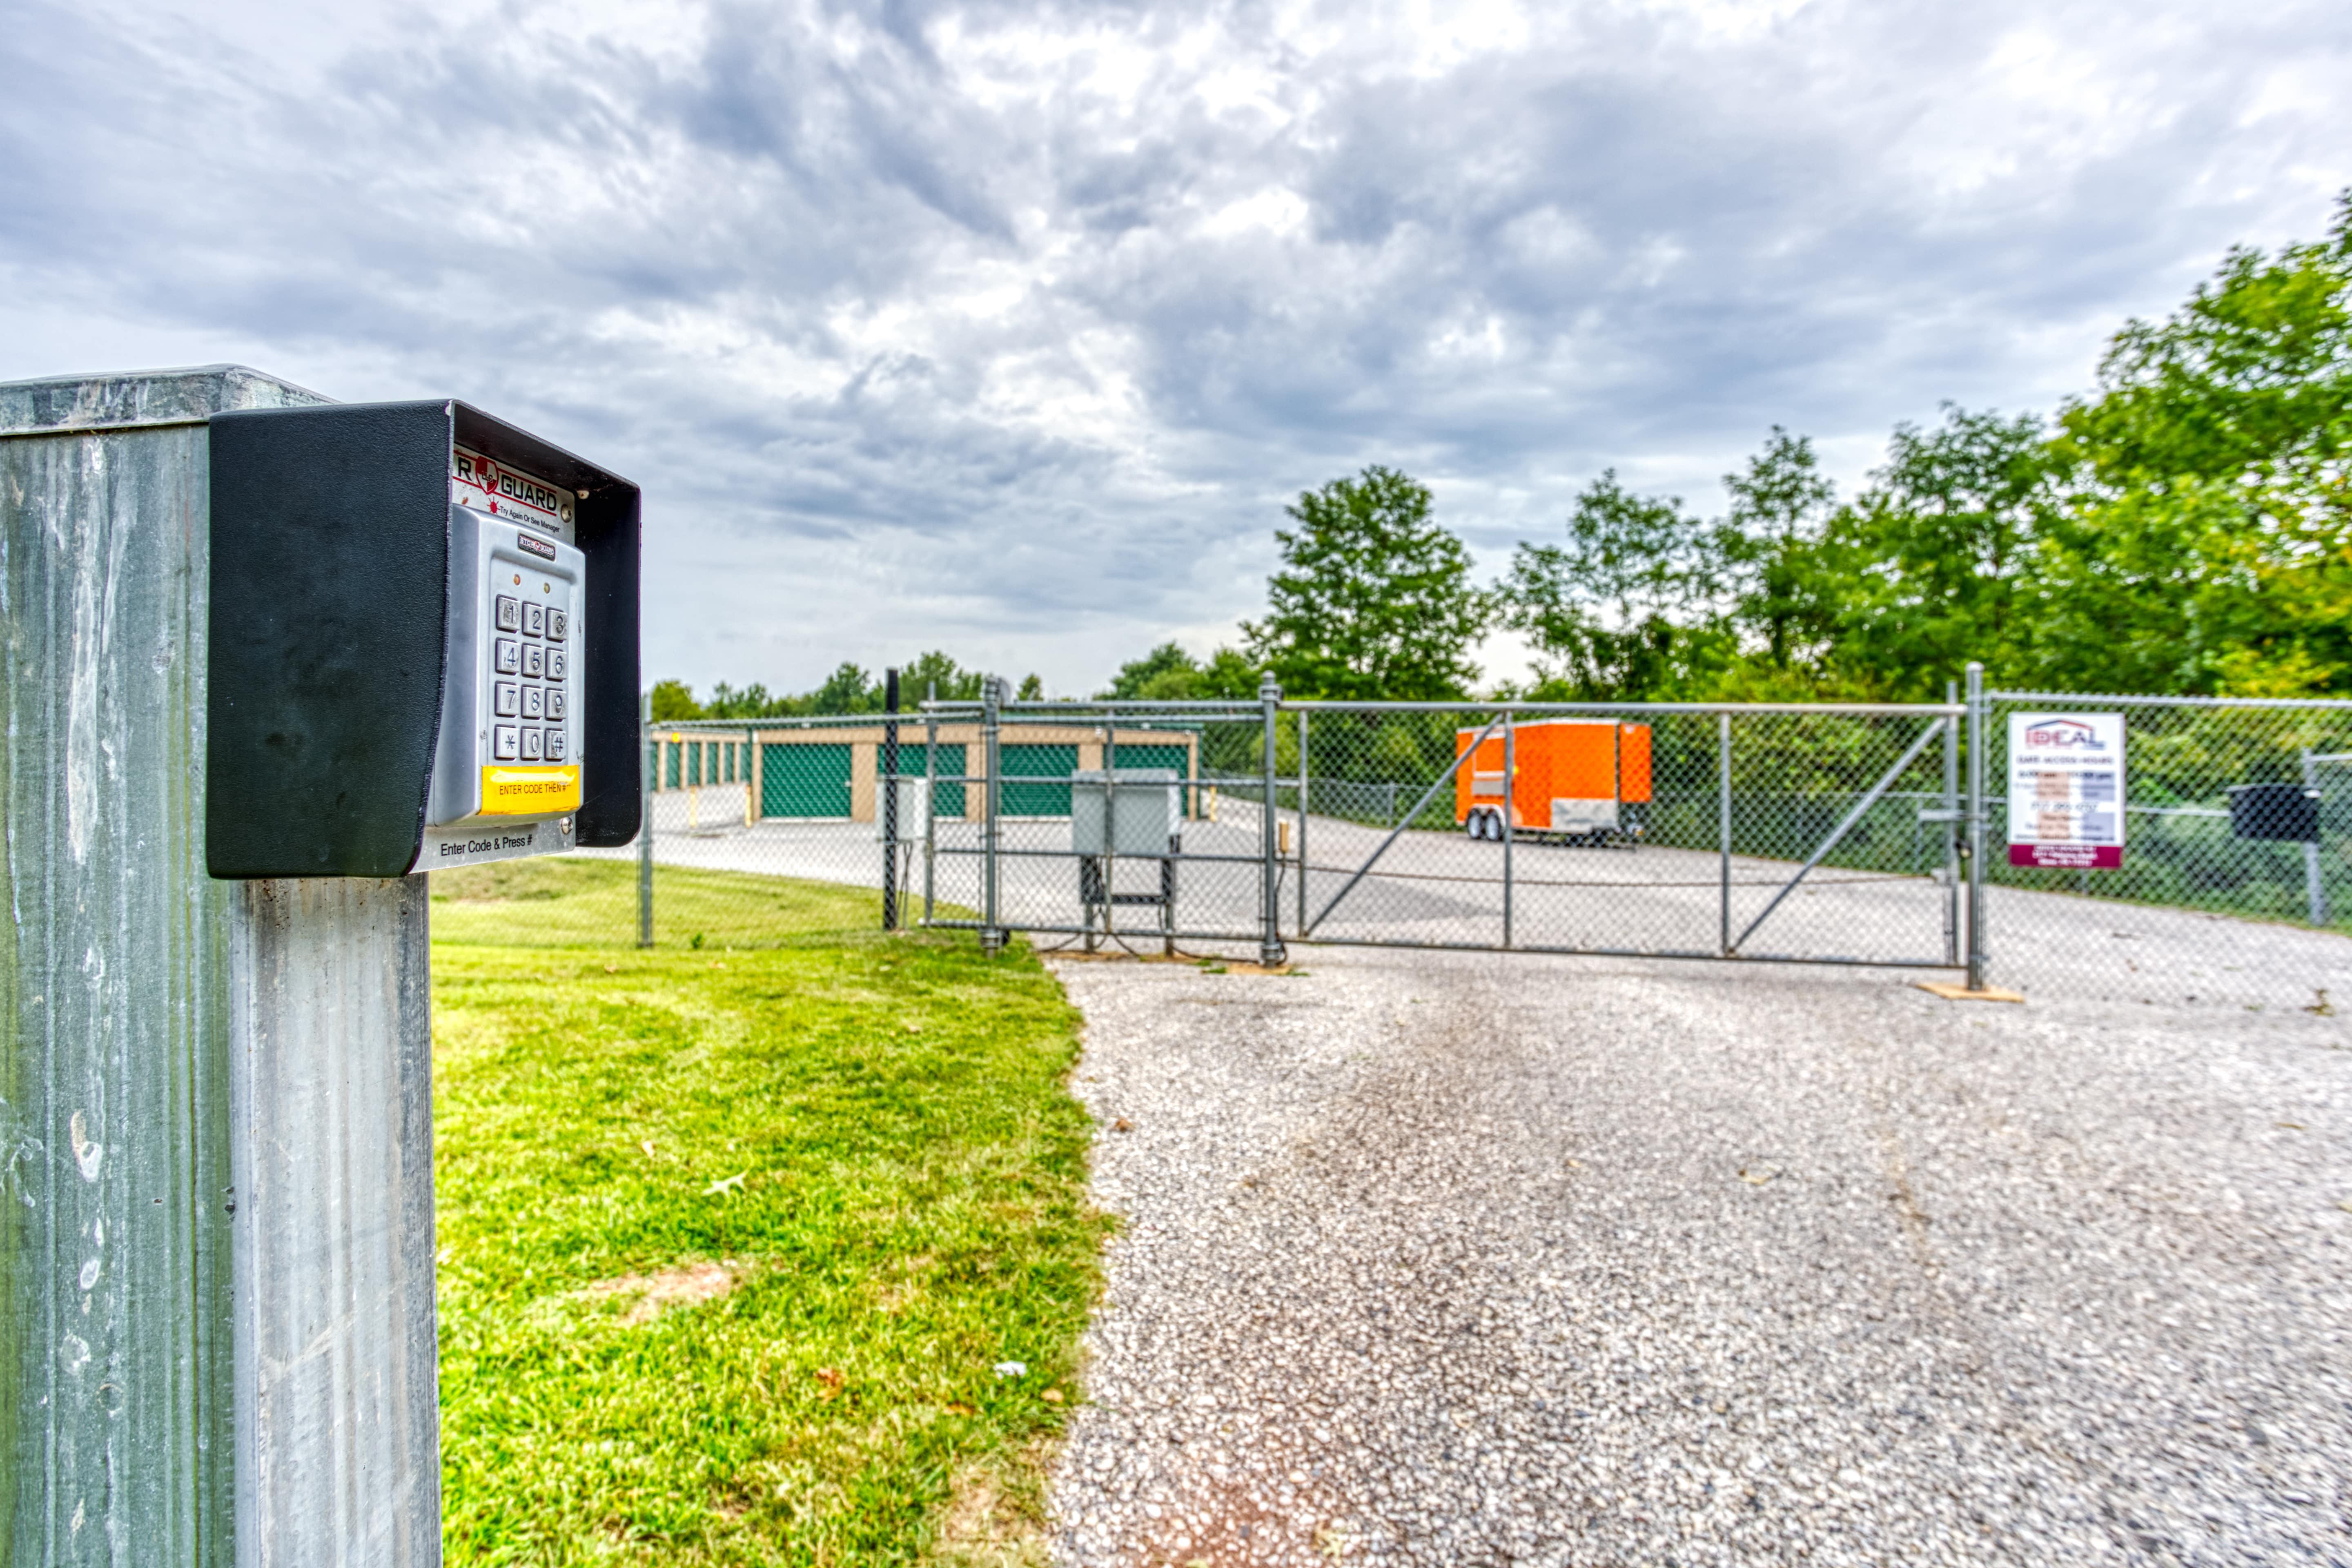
[{"x1": 1046, "y1": 946, "x2": 2352, "y2": 1566}]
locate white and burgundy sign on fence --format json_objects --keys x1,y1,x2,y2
[{"x1": 2007, "y1": 712, "x2": 2126, "y2": 868}]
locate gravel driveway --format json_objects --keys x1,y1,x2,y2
[{"x1": 1046, "y1": 947, "x2": 2352, "y2": 1566}]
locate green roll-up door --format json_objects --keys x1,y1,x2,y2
[
  {"x1": 928, "y1": 744, "x2": 967, "y2": 819},
  {"x1": 724, "y1": 743, "x2": 736, "y2": 784},
  {"x1": 666, "y1": 742, "x2": 681, "y2": 789},
  {"x1": 1001, "y1": 744, "x2": 1078, "y2": 815},
  {"x1": 688, "y1": 742, "x2": 702, "y2": 787},
  {"x1": 760, "y1": 743, "x2": 853, "y2": 818}
]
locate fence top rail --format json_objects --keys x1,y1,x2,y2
[
  {"x1": 919, "y1": 697, "x2": 1964, "y2": 717},
  {"x1": 1280, "y1": 699, "x2": 1964, "y2": 717},
  {"x1": 1988, "y1": 688, "x2": 2352, "y2": 712},
  {"x1": 916, "y1": 699, "x2": 1255, "y2": 715},
  {"x1": 646, "y1": 715, "x2": 881, "y2": 732}
]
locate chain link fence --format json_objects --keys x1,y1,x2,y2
[
  {"x1": 578, "y1": 675, "x2": 2352, "y2": 1007},
  {"x1": 1980, "y1": 684, "x2": 2352, "y2": 1011}
]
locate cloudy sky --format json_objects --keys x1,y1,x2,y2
[{"x1": 4, "y1": 0, "x2": 2347, "y2": 696}]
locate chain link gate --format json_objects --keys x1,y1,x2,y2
[
  {"x1": 604, "y1": 678, "x2": 2352, "y2": 1004},
  {"x1": 1276, "y1": 699, "x2": 1967, "y2": 969}
]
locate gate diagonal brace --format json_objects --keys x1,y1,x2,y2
[
  {"x1": 1306, "y1": 712, "x2": 1506, "y2": 938},
  {"x1": 1730, "y1": 716, "x2": 1950, "y2": 957}
]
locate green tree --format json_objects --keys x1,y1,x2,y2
[
  {"x1": 900, "y1": 650, "x2": 986, "y2": 703},
  {"x1": 1502, "y1": 471, "x2": 1731, "y2": 699},
  {"x1": 1100, "y1": 643, "x2": 1263, "y2": 701},
  {"x1": 1817, "y1": 407, "x2": 2058, "y2": 697},
  {"x1": 806, "y1": 662, "x2": 878, "y2": 715},
  {"x1": 1719, "y1": 427, "x2": 1841, "y2": 674},
  {"x1": 648, "y1": 679, "x2": 702, "y2": 721},
  {"x1": 2045, "y1": 191, "x2": 2352, "y2": 694},
  {"x1": 1016, "y1": 673, "x2": 1045, "y2": 701},
  {"x1": 1243, "y1": 466, "x2": 1489, "y2": 699},
  {"x1": 1104, "y1": 643, "x2": 1198, "y2": 698}
]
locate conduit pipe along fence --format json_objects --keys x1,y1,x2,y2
[{"x1": 596, "y1": 675, "x2": 2352, "y2": 1010}]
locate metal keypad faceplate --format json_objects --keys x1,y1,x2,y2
[{"x1": 423, "y1": 497, "x2": 587, "y2": 866}]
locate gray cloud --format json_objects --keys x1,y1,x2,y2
[{"x1": 3, "y1": 0, "x2": 2347, "y2": 692}]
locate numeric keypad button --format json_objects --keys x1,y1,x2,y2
[
  {"x1": 521, "y1": 728, "x2": 543, "y2": 761},
  {"x1": 545, "y1": 730, "x2": 567, "y2": 762},
  {"x1": 494, "y1": 639, "x2": 519, "y2": 675},
  {"x1": 493, "y1": 725, "x2": 519, "y2": 761},
  {"x1": 523, "y1": 602, "x2": 545, "y2": 639},
  {"x1": 495, "y1": 596, "x2": 520, "y2": 632},
  {"x1": 547, "y1": 609, "x2": 568, "y2": 641},
  {"x1": 522, "y1": 645, "x2": 545, "y2": 679},
  {"x1": 494, "y1": 682, "x2": 519, "y2": 717},
  {"x1": 547, "y1": 650, "x2": 566, "y2": 682},
  {"x1": 521, "y1": 686, "x2": 543, "y2": 720},
  {"x1": 545, "y1": 690, "x2": 565, "y2": 721}
]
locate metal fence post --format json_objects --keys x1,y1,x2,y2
[
  {"x1": 1943, "y1": 679, "x2": 1961, "y2": 965},
  {"x1": 1502, "y1": 708, "x2": 1516, "y2": 948},
  {"x1": 882, "y1": 668, "x2": 900, "y2": 932},
  {"x1": 1718, "y1": 710, "x2": 1732, "y2": 956},
  {"x1": 1259, "y1": 674, "x2": 1287, "y2": 967},
  {"x1": 2303, "y1": 747, "x2": 2330, "y2": 927},
  {"x1": 639, "y1": 692, "x2": 655, "y2": 948},
  {"x1": 923, "y1": 684, "x2": 938, "y2": 926},
  {"x1": 1966, "y1": 662, "x2": 1988, "y2": 991},
  {"x1": 1098, "y1": 712, "x2": 1119, "y2": 953},
  {"x1": 982, "y1": 675, "x2": 1004, "y2": 955},
  {"x1": 1296, "y1": 708, "x2": 1310, "y2": 938}
]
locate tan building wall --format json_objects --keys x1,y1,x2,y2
[{"x1": 736, "y1": 722, "x2": 1201, "y2": 822}]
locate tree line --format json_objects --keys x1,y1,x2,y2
[{"x1": 658, "y1": 192, "x2": 2352, "y2": 719}]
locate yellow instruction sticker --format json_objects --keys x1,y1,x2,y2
[{"x1": 480, "y1": 766, "x2": 582, "y2": 816}]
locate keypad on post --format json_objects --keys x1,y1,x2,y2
[{"x1": 489, "y1": 571, "x2": 570, "y2": 784}]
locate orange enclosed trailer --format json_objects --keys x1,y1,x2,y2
[{"x1": 1454, "y1": 719, "x2": 1651, "y2": 844}]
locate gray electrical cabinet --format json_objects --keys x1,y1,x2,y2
[{"x1": 1072, "y1": 768, "x2": 1182, "y2": 856}]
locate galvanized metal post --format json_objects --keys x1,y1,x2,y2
[
  {"x1": 1258, "y1": 675, "x2": 1287, "y2": 967},
  {"x1": 1966, "y1": 662, "x2": 1989, "y2": 991},
  {"x1": 981, "y1": 676, "x2": 1004, "y2": 955},
  {"x1": 639, "y1": 694, "x2": 655, "y2": 947},
  {"x1": 882, "y1": 669, "x2": 900, "y2": 932},
  {"x1": 1094, "y1": 713, "x2": 1119, "y2": 952},
  {"x1": 1943, "y1": 680, "x2": 1961, "y2": 965},
  {"x1": 1718, "y1": 710, "x2": 1733, "y2": 956},
  {"x1": 922, "y1": 686, "x2": 938, "y2": 926},
  {"x1": 2303, "y1": 748, "x2": 2329, "y2": 927},
  {"x1": 1501, "y1": 710, "x2": 1516, "y2": 948},
  {"x1": 1, "y1": 367, "x2": 441, "y2": 1568},
  {"x1": 1295, "y1": 709, "x2": 1310, "y2": 938}
]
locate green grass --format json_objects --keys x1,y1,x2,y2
[
  {"x1": 431, "y1": 856, "x2": 889, "y2": 951},
  {"x1": 430, "y1": 858, "x2": 1107, "y2": 1565}
]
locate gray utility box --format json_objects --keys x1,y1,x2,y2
[{"x1": 1072, "y1": 769, "x2": 1182, "y2": 855}]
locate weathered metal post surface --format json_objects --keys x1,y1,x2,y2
[
  {"x1": 2, "y1": 367, "x2": 441, "y2": 1568},
  {"x1": 228, "y1": 879, "x2": 438, "y2": 1568},
  {"x1": 1258, "y1": 676, "x2": 1285, "y2": 968}
]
